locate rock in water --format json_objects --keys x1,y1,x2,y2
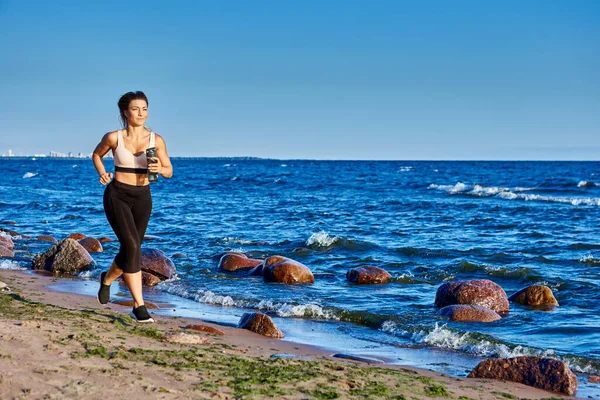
[
  {"x1": 262, "y1": 255, "x2": 314, "y2": 284},
  {"x1": 31, "y1": 238, "x2": 94, "y2": 274},
  {"x1": 439, "y1": 304, "x2": 501, "y2": 322},
  {"x1": 218, "y1": 253, "x2": 262, "y2": 272},
  {"x1": 508, "y1": 285, "x2": 559, "y2": 306},
  {"x1": 0, "y1": 245, "x2": 14, "y2": 258},
  {"x1": 434, "y1": 279, "x2": 509, "y2": 313},
  {"x1": 238, "y1": 312, "x2": 284, "y2": 338},
  {"x1": 68, "y1": 233, "x2": 86, "y2": 240},
  {"x1": 141, "y1": 271, "x2": 162, "y2": 287},
  {"x1": 78, "y1": 237, "x2": 103, "y2": 253},
  {"x1": 346, "y1": 265, "x2": 392, "y2": 284},
  {"x1": 0, "y1": 235, "x2": 14, "y2": 250},
  {"x1": 140, "y1": 248, "x2": 176, "y2": 279},
  {"x1": 468, "y1": 356, "x2": 578, "y2": 395}
]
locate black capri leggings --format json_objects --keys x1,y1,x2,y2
[{"x1": 103, "y1": 180, "x2": 152, "y2": 274}]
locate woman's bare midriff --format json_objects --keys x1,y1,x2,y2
[{"x1": 114, "y1": 172, "x2": 150, "y2": 187}]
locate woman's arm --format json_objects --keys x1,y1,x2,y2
[
  {"x1": 92, "y1": 132, "x2": 117, "y2": 185},
  {"x1": 152, "y1": 134, "x2": 173, "y2": 179}
]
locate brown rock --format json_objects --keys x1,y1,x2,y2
[
  {"x1": 508, "y1": 285, "x2": 559, "y2": 306},
  {"x1": 140, "y1": 248, "x2": 176, "y2": 280},
  {"x1": 112, "y1": 299, "x2": 158, "y2": 309},
  {"x1": 218, "y1": 253, "x2": 262, "y2": 272},
  {"x1": 165, "y1": 332, "x2": 212, "y2": 345},
  {"x1": 31, "y1": 238, "x2": 94, "y2": 274},
  {"x1": 589, "y1": 376, "x2": 600, "y2": 383},
  {"x1": 346, "y1": 265, "x2": 392, "y2": 284},
  {"x1": 141, "y1": 271, "x2": 162, "y2": 287},
  {"x1": 439, "y1": 304, "x2": 501, "y2": 322},
  {"x1": 0, "y1": 235, "x2": 14, "y2": 250},
  {"x1": 262, "y1": 255, "x2": 314, "y2": 284},
  {"x1": 434, "y1": 279, "x2": 509, "y2": 313},
  {"x1": 184, "y1": 324, "x2": 225, "y2": 335},
  {"x1": 98, "y1": 237, "x2": 113, "y2": 243},
  {"x1": 172, "y1": 253, "x2": 186, "y2": 259},
  {"x1": 238, "y1": 312, "x2": 284, "y2": 338},
  {"x1": 468, "y1": 356, "x2": 578, "y2": 395},
  {"x1": 3, "y1": 221, "x2": 17, "y2": 225},
  {"x1": 78, "y1": 237, "x2": 103, "y2": 253},
  {"x1": 0, "y1": 245, "x2": 14, "y2": 258},
  {"x1": 37, "y1": 235, "x2": 57, "y2": 243},
  {"x1": 68, "y1": 233, "x2": 86, "y2": 240}
]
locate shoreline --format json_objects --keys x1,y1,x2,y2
[{"x1": 0, "y1": 269, "x2": 575, "y2": 399}]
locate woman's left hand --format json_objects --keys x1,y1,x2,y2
[{"x1": 148, "y1": 157, "x2": 162, "y2": 175}]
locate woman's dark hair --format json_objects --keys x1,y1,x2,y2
[{"x1": 117, "y1": 91, "x2": 149, "y2": 128}]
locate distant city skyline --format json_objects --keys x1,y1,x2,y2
[{"x1": 0, "y1": 1, "x2": 598, "y2": 160}]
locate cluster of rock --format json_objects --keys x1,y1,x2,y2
[
  {"x1": 430, "y1": 278, "x2": 574, "y2": 394},
  {"x1": 217, "y1": 251, "x2": 393, "y2": 285},
  {"x1": 0, "y1": 226, "x2": 176, "y2": 287}
]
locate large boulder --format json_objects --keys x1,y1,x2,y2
[
  {"x1": 346, "y1": 266, "x2": 392, "y2": 284},
  {"x1": 68, "y1": 233, "x2": 86, "y2": 240},
  {"x1": 31, "y1": 238, "x2": 94, "y2": 274},
  {"x1": 78, "y1": 237, "x2": 103, "y2": 253},
  {"x1": 468, "y1": 356, "x2": 578, "y2": 396},
  {"x1": 262, "y1": 256, "x2": 314, "y2": 284},
  {"x1": 238, "y1": 312, "x2": 284, "y2": 338},
  {"x1": 141, "y1": 271, "x2": 162, "y2": 287},
  {"x1": 509, "y1": 285, "x2": 559, "y2": 307},
  {"x1": 218, "y1": 253, "x2": 262, "y2": 272},
  {"x1": 439, "y1": 304, "x2": 501, "y2": 322},
  {"x1": 0, "y1": 235, "x2": 14, "y2": 250},
  {"x1": 140, "y1": 248, "x2": 176, "y2": 280},
  {"x1": 434, "y1": 279, "x2": 509, "y2": 314},
  {"x1": 0, "y1": 245, "x2": 14, "y2": 258}
]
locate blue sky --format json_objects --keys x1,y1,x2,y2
[{"x1": 0, "y1": 0, "x2": 598, "y2": 159}]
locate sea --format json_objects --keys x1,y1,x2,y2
[{"x1": 1, "y1": 158, "x2": 599, "y2": 396}]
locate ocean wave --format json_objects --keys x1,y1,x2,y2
[
  {"x1": 306, "y1": 231, "x2": 339, "y2": 248},
  {"x1": 0, "y1": 260, "x2": 25, "y2": 270},
  {"x1": 399, "y1": 166, "x2": 413, "y2": 172},
  {"x1": 429, "y1": 182, "x2": 600, "y2": 206},
  {"x1": 157, "y1": 282, "x2": 384, "y2": 324},
  {"x1": 579, "y1": 255, "x2": 600, "y2": 265},
  {"x1": 23, "y1": 172, "x2": 38, "y2": 179},
  {"x1": 578, "y1": 180, "x2": 598, "y2": 188},
  {"x1": 381, "y1": 322, "x2": 599, "y2": 374},
  {"x1": 221, "y1": 237, "x2": 255, "y2": 246}
]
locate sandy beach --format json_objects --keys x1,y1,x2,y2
[{"x1": 0, "y1": 270, "x2": 574, "y2": 399}]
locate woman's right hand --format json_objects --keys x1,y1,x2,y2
[{"x1": 99, "y1": 172, "x2": 113, "y2": 185}]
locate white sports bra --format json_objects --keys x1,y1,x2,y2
[{"x1": 113, "y1": 129, "x2": 155, "y2": 173}]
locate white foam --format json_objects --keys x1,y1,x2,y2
[
  {"x1": 274, "y1": 178, "x2": 282, "y2": 183},
  {"x1": 222, "y1": 237, "x2": 253, "y2": 245},
  {"x1": 383, "y1": 322, "x2": 555, "y2": 359},
  {"x1": 257, "y1": 300, "x2": 337, "y2": 319},
  {"x1": 23, "y1": 172, "x2": 37, "y2": 179},
  {"x1": 399, "y1": 166, "x2": 413, "y2": 172},
  {"x1": 0, "y1": 260, "x2": 25, "y2": 270},
  {"x1": 580, "y1": 255, "x2": 600, "y2": 264},
  {"x1": 428, "y1": 182, "x2": 468, "y2": 194},
  {"x1": 281, "y1": 164, "x2": 288, "y2": 167},
  {"x1": 429, "y1": 182, "x2": 600, "y2": 206},
  {"x1": 306, "y1": 231, "x2": 338, "y2": 247},
  {"x1": 578, "y1": 180, "x2": 597, "y2": 188},
  {"x1": 231, "y1": 177, "x2": 239, "y2": 181},
  {"x1": 223, "y1": 164, "x2": 231, "y2": 167}
]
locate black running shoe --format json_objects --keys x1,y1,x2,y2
[
  {"x1": 130, "y1": 305, "x2": 155, "y2": 323},
  {"x1": 97, "y1": 271, "x2": 111, "y2": 305}
]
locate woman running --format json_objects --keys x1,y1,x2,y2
[{"x1": 92, "y1": 91, "x2": 173, "y2": 322}]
